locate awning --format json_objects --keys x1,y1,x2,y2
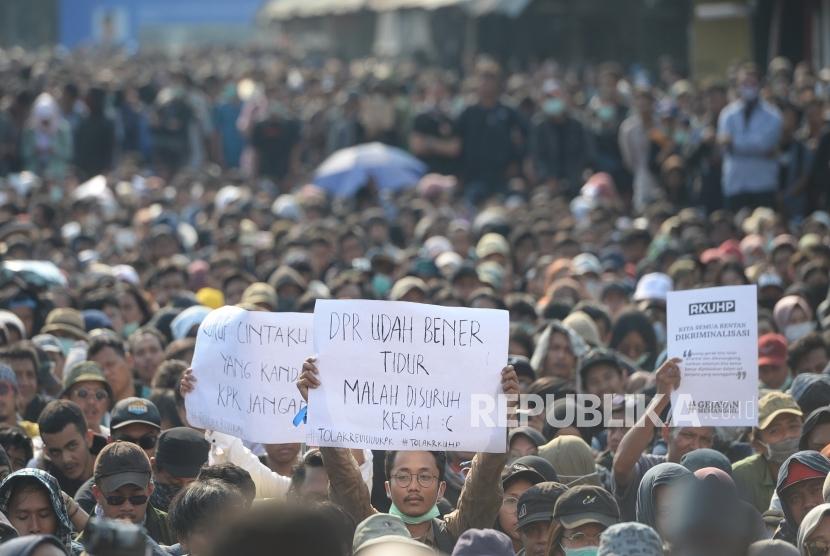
[{"x1": 260, "y1": 0, "x2": 532, "y2": 21}]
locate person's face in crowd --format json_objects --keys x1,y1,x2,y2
[
  {"x1": 67, "y1": 381, "x2": 109, "y2": 431},
  {"x1": 309, "y1": 241, "x2": 334, "y2": 277},
  {"x1": 616, "y1": 331, "x2": 648, "y2": 365},
  {"x1": 385, "y1": 451, "x2": 445, "y2": 516},
  {"x1": 634, "y1": 92, "x2": 654, "y2": 121},
  {"x1": 804, "y1": 514, "x2": 830, "y2": 556},
  {"x1": 759, "y1": 363, "x2": 790, "y2": 390},
  {"x1": 601, "y1": 290, "x2": 628, "y2": 319},
  {"x1": 265, "y1": 443, "x2": 301, "y2": 471},
  {"x1": 102, "y1": 302, "x2": 125, "y2": 335},
  {"x1": 119, "y1": 291, "x2": 144, "y2": 329},
  {"x1": 773, "y1": 248, "x2": 794, "y2": 280},
  {"x1": 583, "y1": 364, "x2": 624, "y2": 396},
  {"x1": 514, "y1": 237, "x2": 536, "y2": 273},
  {"x1": 7, "y1": 485, "x2": 57, "y2": 536},
  {"x1": 518, "y1": 520, "x2": 550, "y2": 556},
  {"x1": 782, "y1": 478, "x2": 824, "y2": 526},
  {"x1": 755, "y1": 413, "x2": 803, "y2": 456},
  {"x1": 805, "y1": 422, "x2": 830, "y2": 452},
  {"x1": 335, "y1": 283, "x2": 362, "y2": 300},
  {"x1": 90, "y1": 347, "x2": 134, "y2": 401},
  {"x1": 94, "y1": 481, "x2": 152, "y2": 523},
  {"x1": 478, "y1": 71, "x2": 501, "y2": 103},
  {"x1": 223, "y1": 277, "x2": 249, "y2": 307},
  {"x1": 509, "y1": 436, "x2": 537, "y2": 460},
  {"x1": 545, "y1": 332, "x2": 576, "y2": 380},
  {"x1": 499, "y1": 478, "x2": 535, "y2": 543},
  {"x1": 606, "y1": 422, "x2": 630, "y2": 455},
  {"x1": 560, "y1": 523, "x2": 605, "y2": 553},
  {"x1": 339, "y1": 236, "x2": 364, "y2": 265},
  {"x1": 665, "y1": 427, "x2": 715, "y2": 461},
  {"x1": 42, "y1": 423, "x2": 93, "y2": 481},
  {"x1": 153, "y1": 271, "x2": 186, "y2": 307},
  {"x1": 450, "y1": 228, "x2": 472, "y2": 258},
  {"x1": 367, "y1": 222, "x2": 389, "y2": 246},
  {"x1": 153, "y1": 466, "x2": 195, "y2": 490},
  {"x1": 7, "y1": 358, "x2": 37, "y2": 409},
  {"x1": 453, "y1": 275, "x2": 480, "y2": 303},
  {"x1": 112, "y1": 423, "x2": 159, "y2": 459},
  {"x1": 0, "y1": 380, "x2": 19, "y2": 424},
  {"x1": 719, "y1": 267, "x2": 745, "y2": 286},
  {"x1": 795, "y1": 347, "x2": 829, "y2": 375},
  {"x1": 9, "y1": 307, "x2": 32, "y2": 339},
  {"x1": 131, "y1": 333, "x2": 165, "y2": 385}
]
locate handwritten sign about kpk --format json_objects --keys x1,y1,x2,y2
[
  {"x1": 186, "y1": 306, "x2": 312, "y2": 443},
  {"x1": 667, "y1": 285, "x2": 758, "y2": 427},
  {"x1": 308, "y1": 299, "x2": 509, "y2": 453}
]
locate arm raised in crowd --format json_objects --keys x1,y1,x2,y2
[
  {"x1": 612, "y1": 358, "x2": 681, "y2": 489},
  {"x1": 297, "y1": 358, "x2": 377, "y2": 524},
  {"x1": 443, "y1": 365, "x2": 517, "y2": 538}
]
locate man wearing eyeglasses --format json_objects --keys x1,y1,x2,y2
[{"x1": 90, "y1": 440, "x2": 176, "y2": 549}]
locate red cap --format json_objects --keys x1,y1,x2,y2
[
  {"x1": 759, "y1": 333, "x2": 788, "y2": 367},
  {"x1": 719, "y1": 239, "x2": 744, "y2": 263},
  {"x1": 782, "y1": 460, "x2": 826, "y2": 490}
]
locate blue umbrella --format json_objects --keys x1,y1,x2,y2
[{"x1": 313, "y1": 142, "x2": 427, "y2": 197}]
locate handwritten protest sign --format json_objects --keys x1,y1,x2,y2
[
  {"x1": 307, "y1": 299, "x2": 509, "y2": 452},
  {"x1": 667, "y1": 285, "x2": 758, "y2": 427},
  {"x1": 186, "y1": 306, "x2": 312, "y2": 443}
]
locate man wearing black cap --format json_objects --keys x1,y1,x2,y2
[
  {"x1": 150, "y1": 427, "x2": 210, "y2": 512},
  {"x1": 74, "y1": 397, "x2": 162, "y2": 515},
  {"x1": 90, "y1": 441, "x2": 175, "y2": 549},
  {"x1": 497, "y1": 463, "x2": 546, "y2": 552},
  {"x1": 516, "y1": 482, "x2": 568, "y2": 556}
]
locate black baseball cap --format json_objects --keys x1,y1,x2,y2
[
  {"x1": 517, "y1": 482, "x2": 569, "y2": 529},
  {"x1": 501, "y1": 462, "x2": 545, "y2": 489},
  {"x1": 553, "y1": 485, "x2": 619, "y2": 529},
  {"x1": 155, "y1": 427, "x2": 210, "y2": 479},
  {"x1": 94, "y1": 441, "x2": 152, "y2": 493},
  {"x1": 110, "y1": 397, "x2": 161, "y2": 431},
  {"x1": 513, "y1": 455, "x2": 559, "y2": 482},
  {"x1": 578, "y1": 348, "x2": 623, "y2": 382}
]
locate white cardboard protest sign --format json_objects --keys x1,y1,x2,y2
[
  {"x1": 307, "y1": 299, "x2": 509, "y2": 452},
  {"x1": 186, "y1": 306, "x2": 312, "y2": 443},
  {"x1": 667, "y1": 285, "x2": 758, "y2": 427}
]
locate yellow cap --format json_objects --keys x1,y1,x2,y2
[{"x1": 195, "y1": 288, "x2": 225, "y2": 310}]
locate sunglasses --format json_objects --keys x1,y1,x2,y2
[
  {"x1": 113, "y1": 434, "x2": 158, "y2": 450},
  {"x1": 105, "y1": 494, "x2": 148, "y2": 506},
  {"x1": 74, "y1": 388, "x2": 108, "y2": 401}
]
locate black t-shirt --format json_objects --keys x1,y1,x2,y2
[
  {"x1": 456, "y1": 102, "x2": 524, "y2": 191},
  {"x1": 251, "y1": 116, "x2": 301, "y2": 180},
  {"x1": 411, "y1": 108, "x2": 459, "y2": 176}
]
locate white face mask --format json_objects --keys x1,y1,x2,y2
[{"x1": 785, "y1": 321, "x2": 815, "y2": 343}]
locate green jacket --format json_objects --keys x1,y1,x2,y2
[
  {"x1": 146, "y1": 504, "x2": 176, "y2": 547},
  {"x1": 732, "y1": 453, "x2": 776, "y2": 514}
]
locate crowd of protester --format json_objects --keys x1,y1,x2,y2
[{"x1": 0, "y1": 41, "x2": 827, "y2": 555}]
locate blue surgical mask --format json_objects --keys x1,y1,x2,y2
[
  {"x1": 57, "y1": 337, "x2": 76, "y2": 356},
  {"x1": 121, "y1": 322, "x2": 139, "y2": 339},
  {"x1": 560, "y1": 546, "x2": 598, "y2": 556},
  {"x1": 597, "y1": 105, "x2": 615, "y2": 122},
  {"x1": 372, "y1": 274, "x2": 392, "y2": 299},
  {"x1": 543, "y1": 98, "x2": 566, "y2": 116}
]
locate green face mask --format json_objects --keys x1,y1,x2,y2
[
  {"x1": 121, "y1": 322, "x2": 140, "y2": 339},
  {"x1": 388, "y1": 502, "x2": 440, "y2": 525}
]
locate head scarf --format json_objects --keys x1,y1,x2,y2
[
  {"x1": 797, "y1": 503, "x2": 830, "y2": 555},
  {"x1": 679, "y1": 448, "x2": 732, "y2": 476},
  {"x1": 800, "y1": 407, "x2": 830, "y2": 452},
  {"x1": 773, "y1": 296, "x2": 813, "y2": 331},
  {"x1": 0, "y1": 535, "x2": 67, "y2": 556},
  {"x1": 636, "y1": 462, "x2": 692, "y2": 529},
  {"x1": 775, "y1": 451, "x2": 830, "y2": 544},
  {"x1": 538, "y1": 435, "x2": 600, "y2": 487},
  {"x1": 598, "y1": 522, "x2": 664, "y2": 556},
  {"x1": 0, "y1": 469, "x2": 74, "y2": 553},
  {"x1": 530, "y1": 320, "x2": 587, "y2": 382},
  {"x1": 745, "y1": 539, "x2": 799, "y2": 556}
]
